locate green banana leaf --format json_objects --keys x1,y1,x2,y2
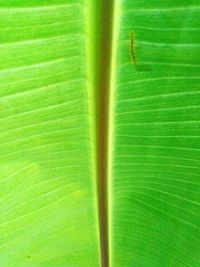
[
  {"x1": 0, "y1": 1, "x2": 100, "y2": 266},
  {"x1": 109, "y1": 1, "x2": 200, "y2": 266},
  {"x1": 1, "y1": 0, "x2": 200, "y2": 266}
]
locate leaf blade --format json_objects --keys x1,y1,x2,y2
[
  {"x1": 110, "y1": 1, "x2": 200, "y2": 266},
  {"x1": 0, "y1": 1, "x2": 100, "y2": 266}
]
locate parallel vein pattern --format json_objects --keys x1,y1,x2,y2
[
  {"x1": 0, "y1": 1, "x2": 100, "y2": 266},
  {"x1": 110, "y1": 1, "x2": 200, "y2": 266}
]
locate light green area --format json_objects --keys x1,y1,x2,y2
[
  {"x1": 110, "y1": 0, "x2": 200, "y2": 266},
  {"x1": 0, "y1": 0, "x2": 100, "y2": 266}
]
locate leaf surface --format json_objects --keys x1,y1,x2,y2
[
  {"x1": 0, "y1": 1, "x2": 100, "y2": 266},
  {"x1": 109, "y1": 1, "x2": 200, "y2": 266}
]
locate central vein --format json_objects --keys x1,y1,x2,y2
[{"x1": 96, "y1": 1, "x2": 114, "y2": 267}]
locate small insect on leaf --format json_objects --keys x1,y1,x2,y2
[
  {"x1": 130, "y1": 30, "x2": 152, "y2": 72},
  {"x1": 130, "y1": 31, "x2": 137, "y2": 66}
]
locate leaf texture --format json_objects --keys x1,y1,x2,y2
[
  {"x1": 0, "y1": 1, "x2": 100, "y2": 266},
  {"x1": 109, "y1": 1, "x2": 200, "y2": 266}
]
